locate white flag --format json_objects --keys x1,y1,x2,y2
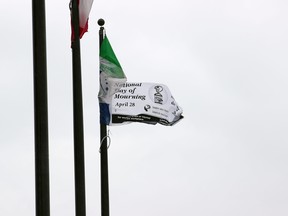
[{"x1": 110, "y1": 82, "x2": 183, "y2": 126}]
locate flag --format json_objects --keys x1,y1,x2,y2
[
  {"x1": 110, "y1": 82, "x2": 183, "y2": 126},
  {"x1": 71, "y1": 0, "x2": 94, "y2": 40},
  {"x1": 78, "y1": 0, "x2": 93, "y2": 38},
  {"x1": 98, "y1": 35, "x2": 127, "y2": 125}
]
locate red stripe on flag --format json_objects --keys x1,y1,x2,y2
[
  {"x1": 71, "y1": 19, "x2": 88, "y2": 41},
  {"x1": 79, "y1": 20, "x2": 88, "y2": 39}
]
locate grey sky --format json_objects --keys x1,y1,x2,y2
[{"x1": 1, "y1": 0, "x2": 288, "y2": 215}]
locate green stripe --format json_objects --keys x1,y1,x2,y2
[{"x1": 100, "y1": 36, "x2": 122, "y2": 69}]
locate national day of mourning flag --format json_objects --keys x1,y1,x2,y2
[{"x1": 110, "y1": 82, "x2": 183, "y2": 126}]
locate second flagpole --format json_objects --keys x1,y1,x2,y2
[
  {"x1": 71, "y1": 0, "x2": 86, "y2": 215},
  {"x1": 98, "y1": 18, "x2": 110, "y2": 216}
]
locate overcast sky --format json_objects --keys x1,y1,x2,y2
[{"x1": 1, "y1": 0, "x2": 288, "y2": 215}]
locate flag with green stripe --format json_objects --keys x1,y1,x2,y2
[{"x1": 98, "y1": 35, "x2": 127, "y2": 124}]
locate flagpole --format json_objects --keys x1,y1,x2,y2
[
  {"x1": 32, "y1": 0, "x2": 50, "y2": 215},
  {"x1": 98, "y1": 18, "x2": 110, "y2": 216},
  {"x1": 71, "y1": 0, "x2": 86, "y2": 216}
]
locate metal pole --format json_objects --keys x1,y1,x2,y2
[
  {"x1": 71, "y1": 0, "x2": 86, "y2": 215},
  {"x1": 98, "y1": 18, "x2": 110, "y2": 216},
  {"x1": 32, "y1": 0, "x2": 50, "y2": 215}
]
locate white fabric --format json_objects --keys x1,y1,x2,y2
[
  {"x1": 79, "y1": 0, "x2": 93, "y2": 28},
  {"x1": 110, "y1": 82, "x2": 183, "y2": 125}
]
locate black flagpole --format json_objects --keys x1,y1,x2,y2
[
  {"x1": 98, "y1": 18, "x2": 110, "y2": 216},
  {"x1": 71, "y1": 0, "x2": 86, "y2": 216},
  {"x1": 32, "y1": 0, "x2": 50, "y2": 215}
]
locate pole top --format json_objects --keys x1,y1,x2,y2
[{"x1": 98, "y1": 18, "x2": 105, "y2": 26}]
